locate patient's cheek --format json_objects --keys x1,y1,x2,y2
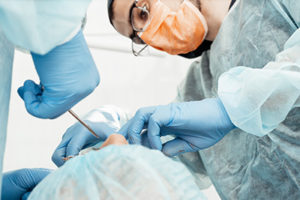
[{"x1": 100, "y1": 134, "x2": 128, "y2": 149}]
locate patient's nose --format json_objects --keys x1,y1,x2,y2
[{"x1": 100, "y1": 133, "x2": 128, "y2": 149}]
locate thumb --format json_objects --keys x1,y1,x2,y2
[
  {"x1": 52, "y1": 147, "x2": 68, "y2": 167},
  {"x1": 162, "y1": 138, "x2": 195, "y2": 157},
  {"x1": 18, "y1": 80, "x2": 41, "y2": 100},
  {"x1": 21, "y1": 80, "x2": 47, "y2": 118},
  {"x1": 118, "y1": 119, "x2": 132, "y2": 138},
  {"x1": 65, "y1": 136, "x2": 89, "y2": 159},
  {"x1": 17, "y1": 86, "x2": 24, "y2": 100},
  {"x1": 22, "y1": 82, "x2": 62, "y2": 119},
  {"x1": 51, "y1": 139, "x2": 71, "y2": 167},
  {"x1": 119, "y1": 119, "x2": 144, "y2": 144}
]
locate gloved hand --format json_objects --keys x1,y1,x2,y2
[
  {"x1": 52, "y1": 120, "x2": 119, "y2": 167},
  {"x1": 119, "y1": 98, "x2": 236, "y2": 156},
  {"x1": 18, "y1": 30, "x2": 100, "y2": 119},
  {"x1": 52, "y1": 107, "x2": 124, "y2": 167},
  {"x1": 1, "y1": 168, "x2": 52, "y2": 200}
]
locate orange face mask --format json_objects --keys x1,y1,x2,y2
[{"x1": 138, "y1": 0, "x2": 208, "y2": 55}]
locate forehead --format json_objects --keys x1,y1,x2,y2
[{"x1": 112, "y1": 0, "x2": 136, "y2": 38}]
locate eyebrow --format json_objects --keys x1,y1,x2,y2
[{"x1": 128, "y1": 2, "x2": 135, "y2": 39}]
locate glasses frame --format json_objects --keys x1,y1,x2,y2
[{"x1": 130, "y1": 0, "x2": 149, "y2": 56}]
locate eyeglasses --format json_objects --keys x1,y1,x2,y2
[{"x1": 130, "y1": 0, "x2": 150, "y2": 56}]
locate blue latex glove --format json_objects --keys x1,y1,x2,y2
[
  {"x1": 52, "y1": 120, "x2": 119, "y2": 167},
  {"x1": 18, "y1": 30, "x2": 100, "y2": 119},
  {"x1": 119, "y1": 98, "x2": 236, "y2": 156},
  {"x1": 1, "y1": 168, "x2": 52, "y2": 200}
]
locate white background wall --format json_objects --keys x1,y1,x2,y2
[{"x1": 3, "y1": 0, "x2": 219, "y2": 199}]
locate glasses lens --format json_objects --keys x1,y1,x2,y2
[{"x1": 131, "y1": 6, "x2": 149, "y2": 32}]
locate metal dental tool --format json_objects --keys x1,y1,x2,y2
[{"x1": 68, "y1": 109, "x2": 99, "y2": 138}]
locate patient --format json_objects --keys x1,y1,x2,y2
[
  {"x1": 91, "y1": 133, "x2": 127, "y2": 149},
  {"x1": 2, "y1": 133, "x2": 206, "y2": 200}
]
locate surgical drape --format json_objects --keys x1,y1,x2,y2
[{"x1": 28, "y1": 145, "x2": 206, "y2": 200}]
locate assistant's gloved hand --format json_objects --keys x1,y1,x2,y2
[
  {"x1": 18, "y1": 30, "x2": 100, "y2": 119},
  {"x1": 119, "y1": 98, "x2": 236, "y2": 157},
  {"x1": 1, "y1": 168, "x2": 52, "y2": 200}
]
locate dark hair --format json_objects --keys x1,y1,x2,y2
[{"x1": 108, "y1": 0, "x2": 115, "y2": 26}]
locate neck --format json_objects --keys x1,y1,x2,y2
[{"x1": 200, "y1": 0, "x2": 232, "y2": 41}]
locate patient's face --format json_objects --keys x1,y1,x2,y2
[{"x1": 100, "y1": 134, "x2": 128, "y2": 149}]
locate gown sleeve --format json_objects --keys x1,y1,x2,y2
[
  {"x1": 218, "y1": 27, "x2": 300, "y2": 136},
  {"x1": 0, "y1": 0, "x2": 91, "y2": 54},
  {"x1": 218, "y1": 0, "x2": 300, "y2": 136}
]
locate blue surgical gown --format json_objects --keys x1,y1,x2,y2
[
  {"x1": 0, "y1": 0, "x2": 91, "y2": 194},
  {"x1": 176, "y1": 0, "x2": 300, "y2": 199}
]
